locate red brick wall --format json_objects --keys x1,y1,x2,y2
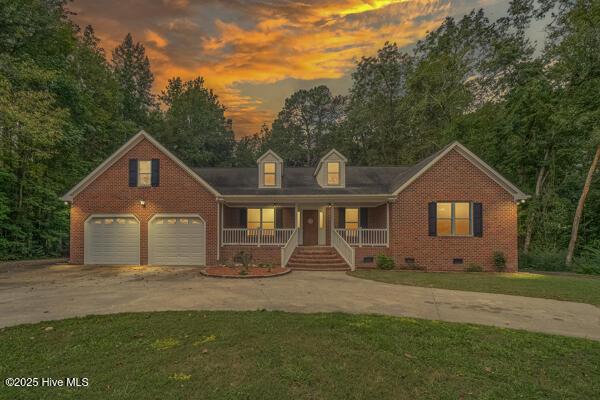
[
  {"x1": 388, "y1": 149, "x2": 518, "y2": 271},
  {"x1": 223, "y1": 207, "x2": 242, "y2": 228},
  {"x1": 220, "y1": 245, "x2": 281, "y2": 266},
  {"x1": 70, "y1": 138, "x2": 219, "y2": 265},
  {"x1": 367, "y1": 204, "x2": 387, "y2": 228}
]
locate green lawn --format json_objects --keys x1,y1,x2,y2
[
  {"x1": 1, "y1": 312, "x2": 599, "y2": 399},
  {"x1": 349, "y1": 270, "x2": 600, "y2": 306}
]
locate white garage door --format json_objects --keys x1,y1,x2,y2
[
  {"x1": 148, "y1": 216, "x2": 206, "y2": 265},
  {"x1": 85, "y1": 216, "x2": 140, "y2": 265}
]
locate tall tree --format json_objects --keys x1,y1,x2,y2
[
  {"x1": 112, "y1": 33, "x2": 155, "y2": 126},
  {"x1": 265, "y1": 85, "x2": 345, "y2": 166},
  {"x1": 343, "y1": 43, "x2": 412, "y2": 165},
  {"x1": 157, "y1": 77, "x2": 235, "y2": 167}
]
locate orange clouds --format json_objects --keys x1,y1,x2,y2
[
  {"x1": 145, "y1": 30, "x2": 168, "y2": 48},
  {"x1": 70, "y1": 0, "x2": 453, "y2": 136}
]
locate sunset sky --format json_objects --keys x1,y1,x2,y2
[{"x1": 69, "y1": 0, "x2": 513, "y2": 137}]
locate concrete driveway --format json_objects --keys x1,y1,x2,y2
[{"x1": 0, "y1": 263, "x2": 599, "y2": 340}]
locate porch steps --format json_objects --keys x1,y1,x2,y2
[{"x1": 288, "y1": 247, "x2": 349, "y2": 271}]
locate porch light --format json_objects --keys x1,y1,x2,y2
[
  {"x1": 140, "y1": 200, "x2": 146, "y2": 207},
  {"x1": 64, "y1": 201, "x2": 69, "y2": 206}
]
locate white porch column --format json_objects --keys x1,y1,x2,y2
[{"x1": 386, "y1": 202, "x2": 390, "y2": 247}]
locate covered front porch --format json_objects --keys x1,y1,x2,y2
[{"x1": 219, "y1": 201, "x2": 390, "y2": 269}]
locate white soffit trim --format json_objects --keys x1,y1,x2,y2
[
  {"x1": 61, "y1": 130, "x2": 221, "y2": 201},
  {"x1": 392, "y1": 141, "x2": 529, "y2": 200}
]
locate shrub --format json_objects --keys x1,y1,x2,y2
[
  {"x1": 464, "y1": 263, "x2": 483, "y2": 272},
  {"x1": 493, "y1": 251, "x2": 507, "y2": 272},
  {"x1": 573, "y1": 244, "x2": 600, "y2": 275},
  {"x1": 234, "y1": 251, "x2": 252, "y2": 268},
  {"x1": 519, "y1": 249, "x2": 568, "y2": 272},
  {"x1": 376, "y1": 254, "x2": 395, "y2": 270}
]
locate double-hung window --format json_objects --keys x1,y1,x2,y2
[
  {"x1": 247, "y1": 208, "x2": 275, "y2": 234},
  {"x1": 263, "y1": 162, "x2": 276, "y2": 186},
  {"x1": 437, "y1": 202, "x2": 472, "y2": 236},
  {"x1": 327, "y1": 162, "x2": 340, "y2": 185},
  {"x1": 344, "y1": 208, "x2": 359, "y2": 231},
  {"x1": 138, "y1": 160, "x2": 152, "y2": 187}
]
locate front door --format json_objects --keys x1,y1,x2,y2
[{"x1": 302, "y1": 210, "x2": 319, "y2": 246}]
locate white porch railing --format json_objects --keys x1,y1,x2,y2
[
  {"x1": 281, "y1": 228, "x2": 299, "y2": 267},
  {"x1": 332, "y1": 229, "x2": 355, "y2": 271},
  {"x1": 334, "y1": 228, "x2": 388, "y2": 247},
  {"x1": 222, "y1": 228, "x2": 295, "y2": 246}
]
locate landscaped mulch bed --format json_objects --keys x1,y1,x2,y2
[{"x1": 200, "y1": 266, "x2": 291, "y2": 278}]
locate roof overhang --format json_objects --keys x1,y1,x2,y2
[
  {"x1": 220, "y1": 194, "x2": 394, "y2": 205},
  {"x1": 392, "y1": 141, "x2": 529, "y2": 201},
  {"x1": 61, "y1": 130, "x2": 221, "y2": 201}
]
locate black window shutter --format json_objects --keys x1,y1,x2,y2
[
  {"x1": 276, "y1": 208, "x2": 283, "y2": 228},
  {"x1": 359, "y1": 208, "x2": 368, "y2": 228},
  {"x1": 473, "y1": 203, "x2": 483, "y2": 237},
  {"x1": 338, "y1": 207, "x2": 345, "y2": 228},
  {"x1": 151, "y1": 159, "x2": 160, "y2": 187},
  {"x1": 129, "y1": 159, "x2": 138, "y2": 187},
  {"x1": 240, "y1": 208, "x2": 247, "y2": 228},
  {"x1": 428, "y1": 202, "x2": 437, "y2": 236}
]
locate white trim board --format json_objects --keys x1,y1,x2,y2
[{"x1": 62, "y1": 130, "x2": 221, "y2": 201}]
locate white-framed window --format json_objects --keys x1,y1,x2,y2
[
  {"x1": 247, "y1": 208, "x2": 275, "y2": 232},
  {"x1": 263, "y1": 162, "x2": 276, "y2": 186},
  {"x1": 345, "y1": 208, "x2": 359, "y2": 230},
  {"x1": 327, "y1": 162, "x2": 340, "y2": 185},
  {"x1": 138, "y1": 160, "x2": 152, "y2": 187},
  {"x1": 437, "y1": 202, "x2": 472, "y2": 236}
]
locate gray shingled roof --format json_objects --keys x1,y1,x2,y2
[
  {"x1": 193, "y1": 166, "x2": 409, "y2": 195},
  {"x1": 192, "y1": 142, "x2": 458, "y2": 196}
]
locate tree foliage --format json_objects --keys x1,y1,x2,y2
[
  {"x1": 156, "y1": 77, "x2": 234, "y2": 167},
  {"x1": 264, "y1": 85, "x2": 345, "y2": 166},
  {"x1": 0, "y1": 0, "x2": 598, "y2": 265}
]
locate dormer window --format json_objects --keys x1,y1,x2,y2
[
  {"x1": 263, "y1": 162, "x2": 276, "y2": 186},
  {"x1": 327, "y1": 162, "x2": 340, "y2": 185},
  {"x1": 257, "y1": 150, "x2": 283, "y2": 188},
  {"x1": 314, "y1": 149, "x2": 347, "y2": 188}
]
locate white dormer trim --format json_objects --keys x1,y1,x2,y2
[
  {"x1": 257, "y1": 149, "x2": 283, "y2": 188},
  {"x1": 314, "y1": 149, "x2": 347, "y2": 188}
]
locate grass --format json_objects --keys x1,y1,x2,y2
[
  {"x1": 349, "y1": 270, "x2": 600, "y2": 306},
  {"x1": 0, "y1": 311, "x2": 599, "y2": 399}
]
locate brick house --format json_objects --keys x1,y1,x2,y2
[{"x1": 62, "y1": 130, "x2": 528, "y2": 271}]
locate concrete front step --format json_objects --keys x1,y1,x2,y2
[
  {"x1": 290, "y1": 254, "x2": 343, "y2": 262},
  {"x1": 290, "y1": 266, "x2": 349, "y2": 271},
  {"x1": 288, "y1": 256, "x2": 345, "y2": 265},
  {"x1": 288, "y1": 246, "x2": 349, "y2": 270},
  {"x1": 288, "y1": 262, "x2": 348, "y2": 269}
]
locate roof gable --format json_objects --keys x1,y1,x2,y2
[
  {"x1": 391, "y1": 141, "x2": 528, "y2": 200},
  {"x1": 256, "y1": 149, "x2": 283, "y2": 163},
  {"x1": 61, "y1": 130, "x2": 220, "y2": 201}
]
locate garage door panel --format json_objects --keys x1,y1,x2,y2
[
  {"x1": 149, "y1": 216, "x2": 206, "y2": 266},
  {"x1": 85, "y1": 216, "x2": 140, "y2": 265}
]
